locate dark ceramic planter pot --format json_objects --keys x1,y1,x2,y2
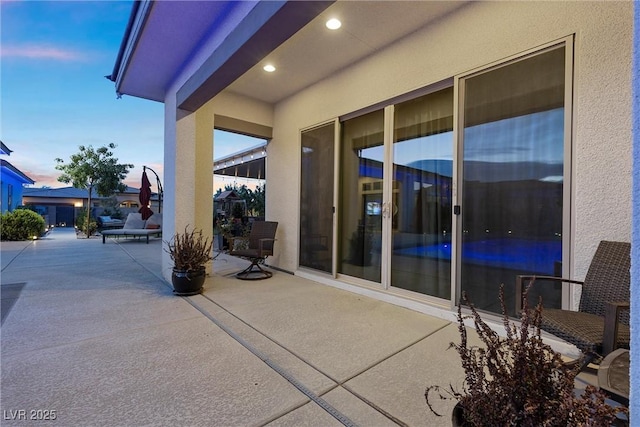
[
  {"x1": 171, "y1": 267, "x2": 205, "y2": 296},
  {"x1": 451, "y1": 402, "x2": 469, "y2": 426}
]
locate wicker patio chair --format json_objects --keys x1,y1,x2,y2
[
  {"x1": 229, "y1": 221, "x2": 278, "y2": 280},
  {"x1": 515, "y1": 240, "x2": 630, "y2": 369}
]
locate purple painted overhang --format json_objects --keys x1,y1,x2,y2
[{"x1": 109, "y1": 0, "x2": 334, "y2": 111}]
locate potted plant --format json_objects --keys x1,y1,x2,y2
[
  {"x1": 425, "y1": 283, "x2": 628, "y2": 426},
  {"x1": 164, "y1": 226, "x2": 213, "y2": 295},
  {"x1": 215, "y1": 217, "x2": 233, "y2": 250},
  {"x1": 216, "y1": 217, "x2": 244, "y2": 249}
]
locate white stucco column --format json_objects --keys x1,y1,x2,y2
[
  {"x1": 162, "y1": 101, "x2": 214, "y2": 281},
  {"x1": 629, "y1": 0, "x2": 638, "y2": 417}
]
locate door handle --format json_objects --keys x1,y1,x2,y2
[
  {"x1": 382, "y1": 202, "x2": 390, "y2": 218},
  {"x1": 381, "y1": 202, "x2": 396, "y2": 218}
]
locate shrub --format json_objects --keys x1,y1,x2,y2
[
  {"x1": 101, "y1": 196, "x2": 124, "y2": 219},
  {"x1": 0, "y1": 209, "x2": 46, "y2": 241},
  {"x1": 425, "y1": 284, "x2": 628, "y2": 426},
  {"x1": 75, "y1": 210, "x2": 97, "y2": 237}
]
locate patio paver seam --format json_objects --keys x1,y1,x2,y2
[
  {"x1": 336, "y1": 322, "x2": 451, "y2": 386},
  {"x1": 0, "y1": 240, "x2": 34, "y2": 273},
  {"x1": 112, "y1": 239, "x2": 174, "y2": 291},
  {"x1": 256, "y1": 390, "x2": 343, "y2": 427},
  {"x1": 198, "y1": 291, "x2": 344, "y2": 376},
  {"x1": 199, "y1": 289, "x2": 448, "y2": 387},
  {"x1": 339, "y1": 384, "x2": 410, "y2": 427},
  {"x1": 0, "y1": 282, "x2": 26, "y2": 325},
  {"x1": 183, "y1": 295, "x2": 359, "y2": 427},
  {"x1": 196, "y1": 291, "x2": 446, "y2": 426}
]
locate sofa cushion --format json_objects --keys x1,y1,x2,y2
[
  {"x1": 145, "y1": 213, "x2": 162, "y2": 228},
  {"x1": 123, "y1": 213, "x2": 146, "y2": 229}
]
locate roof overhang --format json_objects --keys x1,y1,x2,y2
[
  {"x1": 109, "y1": 0, "x2": 334, "y2": 111},
  {"x1": 110, "y1": 1, "x2": 469, "y2": 111},
  {"x1": 0, "y1": 140, "x2": 13, "y2": 156},
  {"x1": 1, "y1": 159, "x2": 35, "y2": 184},
  {"x1": 214, "y1": 143, "x2": 267, "y2": 180}
]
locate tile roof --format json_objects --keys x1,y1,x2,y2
[{"x1": 23, "y1": 187, "x2": 99, "y2": 198}]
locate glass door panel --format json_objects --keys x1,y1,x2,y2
[
  {"x1": 459, "y1": 46, "x2": 566, "y2": 314},
  {"x1": 391, "y1": 87, "x2": 454, "y2": 298},
  {"x1": 300, "y1": 123, "x2": 335, "y2": 273},
  {"x1": 339, "y1": 110, "x2": 384, "y2": 283}
]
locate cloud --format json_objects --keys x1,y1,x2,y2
[
  {"x1": 1, "y1": 45, "x2": 85, "y2": 61},
  {"x1": 22, "y1": 171, "x2": 61, "y2": 188}
]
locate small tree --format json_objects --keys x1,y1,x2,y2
[
  {"x1": 249, "y1": 184, "x2": 265, "y2": 217},
  {"x1": 55, "y1": 143, "x2": 133, "y2": 237}
]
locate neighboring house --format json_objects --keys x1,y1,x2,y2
[
  {"x1": 1, "y1": 141, "x2": 35, "y2": 213},
  {"x1": 108, "y1": 2, "x2": 635, "y2": 322},
  {"x1": 23, "y1": 186, "x2": 159, "y2": 227},
  {"x1": 23, "y1": 187, "x2": 98, "y2": 227},
  {"x1": 214, "y1": 190, "x2": 246, "y2": 219}
]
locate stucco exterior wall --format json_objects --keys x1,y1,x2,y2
[
  {"x1": 1, "y1": 174, "x2": 26, "y2": 213},
  {"x1": 267, "y1": 1, "x2": 632, "y2": 279},
  {"x1": 162, "y1": 86, "x2": 273, "y2": 280}
]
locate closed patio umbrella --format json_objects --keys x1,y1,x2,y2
[{"x1": 139, "y1": 169, "x2": 153, "y2": 220}]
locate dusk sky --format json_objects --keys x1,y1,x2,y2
[{"x1": 1, "y1": 0, "x2": 258, "y2": 193}]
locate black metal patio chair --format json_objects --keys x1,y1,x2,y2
[
  {"x1": 515, "y1": 240, "x2": 630, "y2": 370},
  {"x1": 229, "y1": 221, "x2": 278, "y2": 280}
]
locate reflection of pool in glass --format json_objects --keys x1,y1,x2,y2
[{"x1": 395, "y1": 239, "x2": 561, "y2": 275}]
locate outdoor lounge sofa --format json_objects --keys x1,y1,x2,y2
[
  {"x1": 101, "y1": 213, "x2": 162, "y2": 244},
  {"x1": 97, "y1": 215, "x2": 125, "y2": 230}
]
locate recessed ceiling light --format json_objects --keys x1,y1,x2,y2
[
  {"x1": 263, "y1": 64, "x2": 276, "y2": 72},
  {"x1": 326, "y1": 18, "x2": 341, "y2": 30}
]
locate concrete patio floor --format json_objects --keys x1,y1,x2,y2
[{"x1": 0, "y1": 227, "x2": 600, "y2": 426}]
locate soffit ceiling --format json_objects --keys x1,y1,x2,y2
[
  {"x1": 226, "y1": 1, "x2": 469, "y2": 104},
  {"x1": 115, "y1": 0, "x2": 258, "y2": 102},
  {"x1": 115, "y1": 1, "x2": 469, "y2": 106}
]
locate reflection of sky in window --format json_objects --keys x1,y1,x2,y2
[
  {"x1": 464, "y1": 108, "x2": 564, "y2": 164},
  {"x1": 387, "y1": 108, "x2": 564, "y2": 166},
  {"x1": 362, "y1": 145, "x2": 385, "y2": 162},
  {"x1": 394, "y1": 131, "x2": 453, "y2": 165}
]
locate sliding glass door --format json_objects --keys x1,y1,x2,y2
[
  {"x1": 313, "y1": 40, "x2": 571, "y2": 314},
  {"x1": 390, "y1": 88, "x2": 454, "y2": 299},
  {"x1": 338, "y1": 110, "x2": 385, "y2": 283},
  {"x1": 337, "y1": 88, "x2": 454, "y2": 300},
  {"x1": 458, "y1": 44, "x2": 569, "y2": 314},
  {"x1": 300, "y1": 123, "x2": 335, "y2": 273}
]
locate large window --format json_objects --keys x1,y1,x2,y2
[
  {"x1": 306, "y1": 40, "x2": 571, "y2": 314},
  {"x1": 300, "y1": 123, "x2": 335, "y2": 273},
  {"x1": 391, "y1": 87, "x2": 454, "y2": 298},
  {"x1": 339, "y1": 110, "x2": 385, "y2": 283},
  {"x1": 458, "y1": 44, "x2": 568, "y2": 314}
]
